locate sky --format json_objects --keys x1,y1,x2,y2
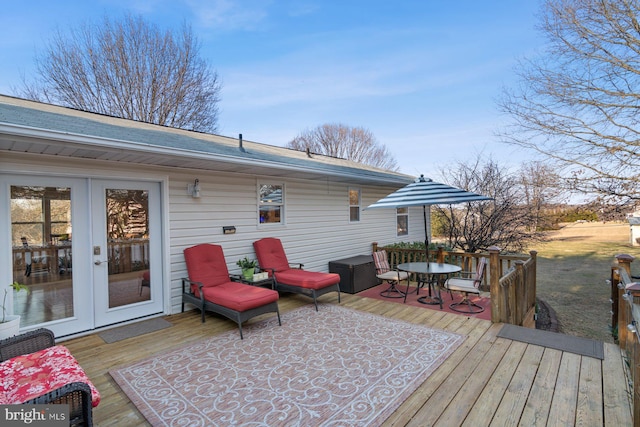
[{"x1": 0, "y1": 0, "x2": 545, "y2": 178}]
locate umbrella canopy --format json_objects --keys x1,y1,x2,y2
[{"x1": 367, "y1": 175, "x2": 492, "y2": 260}]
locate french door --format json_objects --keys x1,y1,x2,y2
[
  {"x1": 4, "y1": 175, "x2": 164, "y2": 337},
  {"x1": 91, "y1": 180, "x2": 163, "y2": 327}
]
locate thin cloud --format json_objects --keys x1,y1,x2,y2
[{"x1": 185, "y1": 0, "x2": 271, "y2": 31}]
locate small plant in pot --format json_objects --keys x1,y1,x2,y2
[
  {"x1": 0, "y1": 282, "x2": 29, "y2": 340},
  {"x1": 237, "y1": 257, "x2": 258, "y2": 281}
]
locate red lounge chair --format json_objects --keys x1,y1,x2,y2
[
  {"x1": 182, "y1": 243, "x2": 281, "y2": 339},
  {"x1": 253, "y1": 238, "x2": 341, "y2": 311}
]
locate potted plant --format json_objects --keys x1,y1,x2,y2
[
  {"x1": 237, "y1": 257, "x2": 258, "y2": 281},
  {"x1": 0, "y1": 282, "x2": 29, "y2": 340}
]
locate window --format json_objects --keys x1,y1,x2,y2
[
  {"x1": 11, "y1": 186, "x2": 71, "y2": 246},
  {"x1": 397, "y1": 207, "x2": 408, "y2": 236},
  {"x1": 259, "y1": 183, "x2": 283, "y2": 224},
  {"x1": 349, "y1": 188, "x2": 360, "y2": 222}
]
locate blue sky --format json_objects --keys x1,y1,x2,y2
[{"x1": 0, "y1": 0, "x2": 544, "y2": 177}]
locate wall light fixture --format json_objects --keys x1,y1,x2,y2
[{"x1": 187, "y1": 179, "x2": 201, "y2": 198}]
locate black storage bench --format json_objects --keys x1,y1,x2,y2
[{"x1": 328, "y1": 255, "x2": 377, "y2": 294}]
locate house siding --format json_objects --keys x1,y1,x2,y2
[
  {"x1": 2, "y1": 153, "x2": 425, "y2": 318},
  {"x1": 166, "y1": 169, "x2": 426, "y2": 314}
]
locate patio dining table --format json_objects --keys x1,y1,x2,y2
[{"x1": 396, "y1": 262, "x2": 462, "y2": 309}]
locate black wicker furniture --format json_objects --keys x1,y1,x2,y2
[{"x1": 0, "y1": 328, "x2": 97, "y2": 427}]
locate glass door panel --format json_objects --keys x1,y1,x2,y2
[
  {"x1": 2, "y1": 175, "x2": 92, "y2": 338},
  {"x1": 11, "y1": 186, "x2": 74, "y2": 325},
  {"x1": 105, "y1": 188, "x2": 151, "y2": 308}
]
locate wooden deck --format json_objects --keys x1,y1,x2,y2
[{"x1": 60, "y1": 293, "x2": 633, "y2": 426}]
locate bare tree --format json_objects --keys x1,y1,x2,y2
[
  {"x1": 499, "y1": 0, "x2": 640, "y2": 202},
  {"x1": 435, "y1": 159, "x2": 544, "y2": 253},
  {"x1": 18, "y1": 14, "x2": 221, "y2": 133},
  {"x1": 519, "y1": 161, "x2": 565, "y2": 231},
  {"x1": 287, "y1": 123, "x2": 399, "y2": 171}
]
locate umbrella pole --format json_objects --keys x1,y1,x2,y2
[{"x1": 423, "y1": 205, "x2": 429, "y2": 262}]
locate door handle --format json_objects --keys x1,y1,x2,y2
[{"x1": 94, "y1": 260, "x2": 108, "y2": 265}]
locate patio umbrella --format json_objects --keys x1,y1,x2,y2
[{"x1": 366, "y1": 174, "x2": 492, "y2": 261}]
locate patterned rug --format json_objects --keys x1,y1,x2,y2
[
  {"x1": 110, "y1": 305, "x2": 465, "y2": 426},
  {"x1": 359, "y1": 283, "x2": 492, "y2": 320}
]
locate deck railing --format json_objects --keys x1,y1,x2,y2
[
  {"x1": 371, "y1": 243, "x2": 537, "y2": 326},
  {"x1": 494, "y1": 250, "x2": 537, "y2": 326},
  {"x1": 105, "y1": 239, "x2": 149, "y2": 274},
  {"x1": 611, "y1": 254, "x2": 639, "y2": 423},
  {"x1": 12, "y1": 239, "x2": 149, "y2": 280}
]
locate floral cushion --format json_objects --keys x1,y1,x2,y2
[{"x1": 0, "y1": 345, "x2": 100, "y2": 407}]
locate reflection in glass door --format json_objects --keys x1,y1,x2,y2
[
  {"x1": 92, "y1": 180, "x2": 162, "y2": 327},
  {"x1": 11, "y1": 186, "x2": 74, "y2": 326},
  {"x1": 105, "y1": 189, "x2": 151, "y2": 308}
]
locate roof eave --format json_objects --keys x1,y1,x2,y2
[{"x1": 0, "y1": 122, "x2": 414, "y2": 186}]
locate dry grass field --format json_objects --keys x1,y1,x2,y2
[{"x1": 533, "y1": 221, "x2": 640, "y2": 343}]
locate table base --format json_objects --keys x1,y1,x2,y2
[{"x1": 417, "y1": 295, "x2": 442, "y2": 308}]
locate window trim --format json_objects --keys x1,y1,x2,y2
[
  {"x1": 258, "y1": 182, "x2": 284, "y2": 225},
  {"x1": 396, "y1": 207, "x2": 409, "y2": 237},
  {"x1": 349, "y1": 187, "x2": 361, "y2": 223}
]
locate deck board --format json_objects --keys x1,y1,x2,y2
[
  {"x1": 547, "y1": 352, "x2": 581, "y2": 426},
  {"x1": 602, "y1": 343, "x2": 633, "y2": 426},
  {"x1": 518, "y1": 348, "x2": 562, "y2": 426},
  {"x1": 383, "y1": 316, "x2": 491, "y2": 427},
  {"x1": 56, "y1": 293, "x2": 632, "y2": 426},
  {"x1": 576, "y1": 356, "x2": 603, "y2": 425},
  {"x1": 434, "y1": 334, "x2": 512, "y2": 426},
  {"x1": 490, "y1": 343, "x2": 544, "y2": 426},
  {"x1": 461, "y1": 338, "x2": 519, "y2": 426},
  {"x1": 383, "y1": 322, "x2": 497, "y2": 425}
]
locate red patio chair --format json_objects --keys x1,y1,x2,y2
[
  {"x1": 253, "y1": 238, "x2": 341, "y2": 310},
  {"x1": 182, "y1": 243, "x2": 281, "y2": 339}
]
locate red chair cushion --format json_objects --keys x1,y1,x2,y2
[
  {"x1": 184, "y1": 244, "x2": 231, "y2": 297},
  {"x1": 253, "y1": 238, "x2": 290, "y2": 272},
  {"x1": 275, "y1": 270, "x2": 340, "y2": 290},
  {"x1": 0, "y1": 345, "x2": 100, "y2": 407},
  {"x1": 201, "y1": 282, "x2": 279, "y2": 312}
]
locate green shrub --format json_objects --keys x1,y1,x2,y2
[{"x1": 384, "y1": 241, "x2": 454, "y2": 251}]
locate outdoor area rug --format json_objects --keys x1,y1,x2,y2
[
  {"x1": 99, "y1": 318, "x2": 173, "y2": 344},
  {"x1": 359, "y1": 283, "x2": 492, "y2": 320},
  {"x1": 110, "y1": 305, "x2": 465, "y2": 426},
  {"x1": 497, "y1": 324, "x2": 604, "y2": 359}
]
